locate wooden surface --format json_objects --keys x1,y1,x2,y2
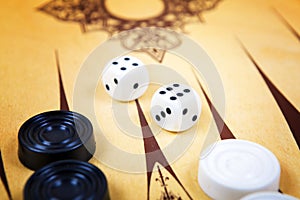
[{"x1": 0, "y1": 0, "x2": 300, "y2": 199}]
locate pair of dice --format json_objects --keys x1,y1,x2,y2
[{"x1": 102, "y1": 56, "x2": 202, "y2": 132}]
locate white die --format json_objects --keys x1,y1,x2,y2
[
  {"x1": 151, "y1": 83, "x2": 202, "y2": 132},
  {"x1": 102, "y1": 56, "x2": 149, "y2": 101}
]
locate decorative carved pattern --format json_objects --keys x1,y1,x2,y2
[
  {"x1": 155, "y1": 166, "x2": 182, "y2": 200},
  {"x1": 39, "y1": 0, "x2": 222, "y2": 34},
  {"x1": 39, "y1": 0, "x2": 221, "y2": 62}
]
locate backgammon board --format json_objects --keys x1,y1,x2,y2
[{"x1": 0, "y1": 0, "x2": 300, "y2": 199}]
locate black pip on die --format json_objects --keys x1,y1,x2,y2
[
  {"x1": 102, "y1": 56, "x2": 149, "y2": 101},
  {"x1": 151, "y1": 83, "x2": 202, "y2": 132}
]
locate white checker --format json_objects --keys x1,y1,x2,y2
[
  {"x1": 198, "y1": 139, "x2": 281, "y2": 200},
  {"x1": 241, "y1": 192, "x2": 298, "y2": 200}
]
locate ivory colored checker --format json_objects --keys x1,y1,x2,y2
[
  {"x1": 240, "y1": 192, "x2": 299, "y2": 200},
  {"x1": 198, "y1": 139, "x2": 281, "y2": 200}
]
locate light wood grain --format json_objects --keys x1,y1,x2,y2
[{"x1": 0, "y1": 0, "x2": 299, "y2": 199}]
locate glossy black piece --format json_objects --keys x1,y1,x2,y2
[
  {"x1": 18, "y1": 110, "x2": 96, "y2": 170},
  {"x1": 24, "y1": 160, "x2": 109, "y2": 200}
]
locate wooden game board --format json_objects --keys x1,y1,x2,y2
[{"x1": 0, "y1": 0, "x2": 299, "y2": 199}]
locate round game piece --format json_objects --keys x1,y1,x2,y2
[
  {"x1": 240, "y1": 192, "x2": 298, "y2": 200},
  {"x1": 198, "y1": 139, "x2": 281, "y2": 200},
  {"x1": 18, "y1": 110, "x2": 96, "y2": 170},
  {"x1": 24, "y1": 160, "x2": 109, "y2": 200}
]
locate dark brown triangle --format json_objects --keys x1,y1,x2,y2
[
  {"x1": 273, "y1": 8, "x2": 300, "y2": 42},
  {"x1": 238, "y1": 41, "x2": 300, "y2": 149},
  {"x1": 135, "y1": 99, "x2": 192, "y2": 200},
  {"x1": 193, "y1": 72, "x2": 235, "y2": 140},
  {"x1": 55, "y1": 50, "x2": 70, "y2": 111},
  {"x1": 0, "y1": 150, "x2": 12, "y2": 200}
]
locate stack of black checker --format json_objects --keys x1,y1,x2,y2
[{"x1": 18, "y1": 110, "x2": 109, "y2": 200}]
